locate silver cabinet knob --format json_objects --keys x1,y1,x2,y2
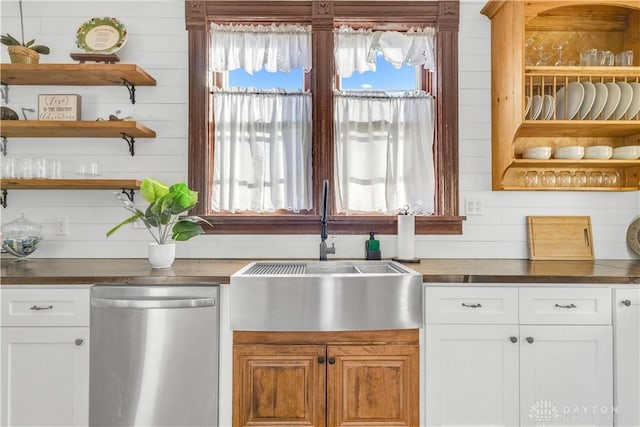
[
  {"x1": 622, "y1": 300, "x2": 632, "y2": 307},
  {"x1": 526, "y1": 337, "x2": 534, "y2": 344},
  {"x1": 510, "y1": 336, "x2": 518, "y2": 343},
  {"x1": 75, "y1": 339, "x2": 84, "y2": 346}
]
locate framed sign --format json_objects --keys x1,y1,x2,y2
[{"x1": 38, "y1": 94, "x2": 81, "y2": 121}]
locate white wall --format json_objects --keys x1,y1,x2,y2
[{"x1": 1, "y1": 0, "x2": 638, "y2": 260}]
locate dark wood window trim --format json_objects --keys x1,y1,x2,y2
[{"x1": 185, "y1": 0, "x2": 463, "y2": 235}]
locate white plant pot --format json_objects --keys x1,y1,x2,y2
[{"x1": 148, "y1": 243, "x2": 176, "y2": 269}]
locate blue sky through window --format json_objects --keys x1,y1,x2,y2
[{"x1": 228, "y1": 55, "x2": 417, "y2": 91}]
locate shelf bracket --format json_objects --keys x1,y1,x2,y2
[
  {"x1": 0, "y1": 82, "x2": 8, "y2": 103},
  {"x1": 120, "y1": 133, "x2": 136, "y2": 156},
  {"x1": 1, "y1": 136, "x2": 7, "y2": 157},
  {"x1": 121, "y1": 188, "x2": 135, "y2": 202},
  {"x1": 1, "y1": 189, "x2": 7, "y2": 208},
  {"x1": 121, "y1": 79, "x2": 136, "y2": 104}
]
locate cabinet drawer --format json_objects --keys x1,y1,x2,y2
[
  {"x1": 1, "y1": 288, "x2": 90, "y2": 327},
  {"x1": 519, "y1": 288, "x2": 611, "y2": 325},
  {"x1": 425, "y1": 287, "x2": 518, "y2": 324}
]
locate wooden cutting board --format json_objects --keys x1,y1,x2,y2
[{"x1": 527, "y1": 216, "x2": 594, "y2": 260}]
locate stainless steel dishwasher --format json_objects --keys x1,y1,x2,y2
[{"x1": 90, "y1": 285, "x2": 219, "y2": 427}]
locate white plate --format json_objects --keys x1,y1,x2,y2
[
  {"x1": 614, "y1": 82, "x2": 633, "y2": 120},
  {"x1": 555, "y1": 82, "x2": 584, "y2": 120},
  {"x1": 524, "y1": 95, "x2": 532, "y2": 118},
  {"x1": 530, "y1": 95, "x2": 543, "y2": 120},
  {"x1": 578, "y1": 82, "x2": 596, "y2": 120},
  {"x1": 627, "y1": 82, "x2": 640, "y2": 120},
  {"x1": 542, "y1": 94, "x2": 555, "y2": 120},
  {"x1": 590, "y1": 82, "x2": 608, "y2": 119},
  {"x1": 602, "y1": 82, "x2": 621, "y2": 120}
]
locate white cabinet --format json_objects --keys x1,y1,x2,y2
[
  {"x1": 425, "y1": 285, "x2": 614, "y2": 427},
  {"x1": 425, "y1": 324, "x2": 520, "y2": 427},
  {"x1": 0, "y1": 287, "x2": 90, "y2": 427},
  {"x1": 613, "y1": 288, "x2": 640, "y2": 427},
  {"x1": 519, "y1": 325, "x2": 613, "y2": 427}
]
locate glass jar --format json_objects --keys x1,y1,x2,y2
[{"x1": 1, "y1": 213, "x2": 43, "y2": 262}]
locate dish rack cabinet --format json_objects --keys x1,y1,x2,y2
[
  {"x1": 481, "y1": 0, "x2": 640, "y2": 191},
  {"x1": 0, "y1": 63, "x2": 156, "y2": 207}
]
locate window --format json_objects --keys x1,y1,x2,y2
[{"x1": 185, "y1": 0, "x2": 462, "y2": 235}]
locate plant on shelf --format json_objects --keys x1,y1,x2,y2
[
  {"x1": 107, "y1": 178, "x2": 210, "y2": 268},
  {"x1": 1, "y1": 1, "x2": 50, "y2": 64}
]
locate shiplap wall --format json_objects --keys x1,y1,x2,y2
[{"x1": 1, "y1": 0, "x2": 638, "y2": 260}]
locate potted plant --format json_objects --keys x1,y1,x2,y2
[
  {"x1": 1, "y1": 1, "x2": 50, "y2": 64},
  {"x1": 107, "y1": 178, "x2": 210, "y2": 268}
]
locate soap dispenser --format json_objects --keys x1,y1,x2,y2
[{"x1": 365, "y1": 232, "x2": 381, "y2": 260}]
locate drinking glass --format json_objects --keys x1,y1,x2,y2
[
  {"x1": 533, "y1": 45, "x2": 552, "y2": 66},
  {"x1": 572, "y1": 171, "x2": 587, "y2": 187},
  {"x1": 524, "y1": 171, "x2": 540, "y2": 187},
  {"x1": 46, "y1": 159, "x2": 62, "y2": 179},
  {"x1": 588, "y1": 171, "x2": 603, "y2": 187},
  {"x1": 1, "y1": 157, "x2": 16, "y2": 178},
  {"x1": 580, "y1": 49, "x2": 598, "y2": 66},
  {"x1": 541, "y1": 171, "x2": 556, "y2": 187},
  {"x1": 554, "y1": 42, "x2": 569, "y2": 66},
  {"x1": 557, "y1": 170, "x2": 572, "y2": 187},
  {"x1": 32, "y1": 157, "x2": 47, "y2": 178},
  {"x1": 615, "y1": 50, "x2": 634, "y2": 66},
  {"x1": 598, "y1": 50, "x2": 614, "y2": 66},
  {"x1": 525, "y1": 38, "x2": 535, "y2": 66},
  {"x1": 603, "y1": 171, "x2": 620, "y2": 187},
  {"x1": 18, "y1": 158, "x2": 33, "y2": 179}
]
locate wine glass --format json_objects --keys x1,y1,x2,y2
[
  {"x1": 525, "y1": 38, "x2": 535, "y2": 66},
  {"x1": 533, "y1": 44, "x2": 552, "y2": 66},
  {"x1": 554, "y1": 41, "x2": 569, "y2": 66}
]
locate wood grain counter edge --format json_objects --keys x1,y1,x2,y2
[{"x1": 1, "y1": 258, "x2": 639, "y2": 285}]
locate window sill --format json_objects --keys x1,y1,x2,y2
[{"x1": 200, "y1": 214, "x2": 465, "y2": 235}]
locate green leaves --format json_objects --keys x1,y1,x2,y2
[
  {"x1": 1, "y1": 34, "x2": 21, "y2": 46},
  {"x1": 172, "y1": 220, "x2": 205, "y2": 241},
  {"x1": 140, "y1": 178, "x2": 169, "y2": 203},
  {"x1": 1, "y1": 33, "x2": 49, "y2": 54},
  {"x1": 107, "y1": 178, "x2": 209, "y2": 244}
]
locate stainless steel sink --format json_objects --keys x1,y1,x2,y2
[{"x1": 230, "y1": 260, "x2": 422, "y2": 331}]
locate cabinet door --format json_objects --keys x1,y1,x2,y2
[
  {"x1": 520, "y1": 325, "x2": 613, "y2": 427},
  {"x1": 327, "y1": 344, "x2": 419, "y2": 427},
  {"x1": 424, "y1": 324, "x2": 520, "y2": 427},
  {"x1": 0, "y1": 327, "x2": 89, "y2": 427},
  {"x1": 233, "y1": 344, "x2": 326, "y2": 427},
  {"x1": 613, "y1": 289, "x2": 640, "y2": 427}
]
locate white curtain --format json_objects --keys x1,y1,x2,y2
[
  {"x1": 210, "y1": 23, "x2": 312, "y2": 74},
  {"x1": 334, "y1": 25, "x2": 436, "y2": 77},
  {"x1": 213, "y1": 88, "x2": 312, "y2": 212},
  {"x1": 334, "y1": 90, "x2": 435, "y2": 215}
]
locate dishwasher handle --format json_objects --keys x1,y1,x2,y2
[{"x1": 91, "y1": 296, "x2": 215, "y2": 309}]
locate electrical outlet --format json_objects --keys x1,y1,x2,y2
[
  {"x1": 55, "y1": 217, "x2": 69, "y2": 236},
  {"x1": 132, "y1": 219, "x2": 147, "y2": 229},
  {"x1": 465, "y1": 198, "x2": 483, "y2": 216}
]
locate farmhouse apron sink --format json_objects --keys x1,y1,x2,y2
[{"x1": 230, "y1": 260, "x2": 422, "y2": 331}]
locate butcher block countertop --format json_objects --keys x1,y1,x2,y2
[{"x1": 1, "y1": 258, "x2": 639, "y2": 285}]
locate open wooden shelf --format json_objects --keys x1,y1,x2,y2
[
  {"x1": 0, "y1": 178, "x2": 141, "y2": 190},
  {"x1": 0, "y1": 64, "x2": 156, "y2": 86},
  {"x1": 482, "y1": 0, "x2": 640, "y2": 191},
  {"x1": 517, "y1": 121, "x2": 640, "y2": 138},
  {"x1": 0, "y1": 121, "x2": 156, "y2": 138},
  {"x1": 512, "y1": 159, "x2": 640, "y2": 168}
]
